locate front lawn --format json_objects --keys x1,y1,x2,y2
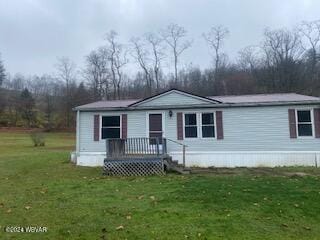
[{"x1": 0, "y1": 131, "x2": 320, "y2": 239}]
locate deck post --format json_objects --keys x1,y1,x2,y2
[
  {"x1": 156, "y1": 138, "x2": 160, "y2": 156},
  {"x1": 106, "y1": 139, "x2": 109, "y2": 158},
  {"x1": 162, "y1": 138, "x2": 167, "y2": 155}
]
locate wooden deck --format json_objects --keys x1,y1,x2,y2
[
  {"x1": 104, "y1": 137, "x2": 167, "y2": 176},
  {"x1": 106, "y1": 137, "x2": 167, "y2": 158},
  {"x1": 103, "y1": 137, "x2": 189, "y2": 176}
]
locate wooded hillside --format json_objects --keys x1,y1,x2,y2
[{"x1": 0, "y1": 21, "x2": 320, "y2": 129}]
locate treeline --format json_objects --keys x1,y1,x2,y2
[{"x1": 0, "y1": 20, "x2": 320, "y2": 129}]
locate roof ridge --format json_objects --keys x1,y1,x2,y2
[
  {"x1": 208, "y1": 92, "x2": 298, "y2": 98},
  {"x1": 94, "y1": 99, "x2": 140, "y2": 102}
]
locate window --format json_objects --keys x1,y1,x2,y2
[
  {"x1": 201, "y1": 113, "x2": 215, "y2": 138},
  {"x1": 101, "y1": 116, "x2": 121, "y2": 139},
  {"x1": 297, "y1": 110, "x2": 313, "y2": 137},
  {"x1": 184, "y1": 113, "x2": 197, "y2": 138}
]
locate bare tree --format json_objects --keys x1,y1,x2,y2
[
  {"x1": 262, "y1": 28, "x2": 303, "y2": 91},
  {"x1": 203, "y1": 25, "x2": 229, "y2": 93},
  {"x1": 0, "y1": 53, "x2": 5, "y2": 87},
  {"x1": 298, "y1": 20, "x2": 320, "y2": 58},
  {"x1": 84, "y1": 48, "x2": 110, "y2": 100},
  {"x1": 105, "y1": 31, "x2": 128, "y2": 99},
  {"x1": 238, "y1": 46, "x2": 261, "y2": 73},
  {"x1": 130, "y1": 37, "x2": 153, "y2": 95},
  {"x1": 145, "y1": 32, "x2": 165, "y2": 92},
  {"x1": 161, "y1": 23, "x2": 192, "y2": 85},
  {"x1": 298, "y1": 20, "x2": 320, "y2": 91},
  {"x1": 55, "y1": 57, "x2": 77, "y2": 127}
]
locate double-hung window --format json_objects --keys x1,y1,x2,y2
[
  {"x1": 201, "y1": 113, "x2": 215, "y2": 138},
  {"x1": 184, "y1": 113, "x2": 198, "y2": 138},
  {"x1": 297, "y1": 110, "x2": 313, "y2": 137},
  {"x1": 101, "y1": 116, "x2": 121, "y2": 139},
  {"x1": 184, "y1": 112, "x2": 216, "y2": 138}
]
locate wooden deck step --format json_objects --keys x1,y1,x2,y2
[
  {"x1": 170, "y1": 165, "x2": 190, "y2": 174},
  {"x1": 163, "y1": 158, "x2": 191, "y2": 174}
]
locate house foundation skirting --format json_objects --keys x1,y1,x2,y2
[
  {"x1": 74, "y1": 152, "x2": 106, "y2": 166},
  {"x1": 170, "y1": 151, "x2": 320, "y2": 168},
  {"x1": 72, "y1": 151, "x2": 320, "y2": 168}
]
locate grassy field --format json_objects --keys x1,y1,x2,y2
[{"x1": 0, "y1": 131, "x2": 320, "y2": 239}]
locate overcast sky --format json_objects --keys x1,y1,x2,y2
[{"x1": 1, "y1": 0, "x2": 320, "y2": 77}]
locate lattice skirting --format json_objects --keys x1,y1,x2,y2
[{"x1": 103, "y1": 158, "x2": 165, "y2": 176}]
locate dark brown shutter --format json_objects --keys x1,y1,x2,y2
[
  {"x1": 122, "y1": 114, "x2": 128, "y2": 139},
  {"x1": 314, "y1": 108, "x2": 320, "y2": 138},
  {"x1": 216, "y1": 111, "x2": 224, "y2": 140},
  {"x1": 288, "y1": 109, "x2": 297, "y2": 139},
  {"x1": 94, "y1": 114, "x2": 100, "y2": 141},
  {"x1": 177, "y1": 112, "x2": 183, "y2": 140}
]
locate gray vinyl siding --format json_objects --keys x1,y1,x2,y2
[
  {"x1": 79, "y1": 111, "x2": 147, "y2": 152},
  {"x1": 136, "y1": 91, "x2": 213, "y2": 106},
  {"x1": 78, "y1": 105, "x2": 320, "y2": 153}
]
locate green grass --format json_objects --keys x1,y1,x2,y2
[{"x1": 1, "y1": 131, "x2": 320, "y2": 239}]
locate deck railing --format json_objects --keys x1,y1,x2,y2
[
  {"x1": 166, "y1": 138, "x2": 188, "y2": 167},
  {"x1": 106, "y1": 137, "x2": 167, "y2": 158}
]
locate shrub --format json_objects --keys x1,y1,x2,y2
[{"x1": 30, "y1": 131, "x2": 46, "y2": 147}]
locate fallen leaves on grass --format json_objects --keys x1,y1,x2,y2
[
  {"x1": 150, "y1": 196, "x2": 156, "y2": 201},
  {"x1": 25, "y1": 205, "x2": 31, "y2": 210},
  {"x1": 116, "y1": 225, "x2": 124, "y2": 230},
  {"x1": 6, "y1": 209, "x2": 11, "y2": 213},
  {"x1": 126, "y1": 215, "x2": 131, "y2": 220}
]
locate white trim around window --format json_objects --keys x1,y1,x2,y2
[
  {"x1": 100, "y1": 115, "x2": 122, "y2": 140},
  {"x1": 183, "y1": 112, "x2": 198, "y2": 139},
  {"x1": 200, "y1": 112, "x2": 216, "y2": 139},
  {"x1": 183, "y1": 112, "x2": 216, "y2": 139},
  {"x1": 295, "y1": 109, "x2": 315, "y2": 138}
]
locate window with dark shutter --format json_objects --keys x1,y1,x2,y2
[
  {"x1": 94, "y1": 115, "x2": 100, "y2": 141},
  {"x1": 314, "y1": 108, "x2": 320, "y2": 138},
  {"x1": 297, "y1": 110, "x2": 313, "y2": 137},
  {"x1": 216, "y1": 111, "x2": 224, "y2": 140},
  {"x1": 288, "y1": 109, "x2": 297, "y2": 138},
  {"x1": 201, "y1": 113, "x2": 215, "y2": 138},
  {"x1": 101, "y1": 116, "x2": 121, "y2": 139},
  {"x1": 177, "y1": 112, "x2": 183, "y2": 140},
  {"x1": 184, "y1": 113, "x2": 197, "y2": 138},
  {"x1": 121, "y1": 114, "x2": 127, "y2": 139}
]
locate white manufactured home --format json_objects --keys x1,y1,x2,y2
[{"x1": 73, "y1": 89, "x2": 320, "y2": 168}]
